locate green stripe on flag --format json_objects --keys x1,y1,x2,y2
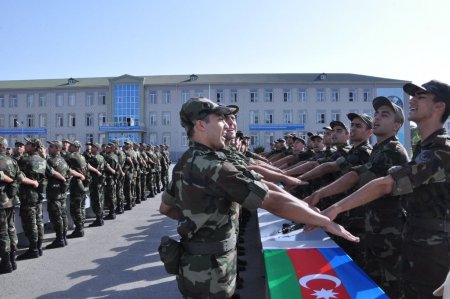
[{"x1": 264, "y1": 249, "x2": 303, "y2": 299}]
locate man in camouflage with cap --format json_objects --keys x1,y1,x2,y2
[
  {"x1": 0, "y1": 136, "x2": 40, "y2": 272},
  {"x1": 321, "y1": 80, "x2": 450, "y2": 298},
  {"x1": 112, "y1": 140, "x2": 126, "y2": 214},
  {"x1": 86, "y1": 143, "x2": 107, "y2": 226},
  {"x1": 103, "y1": 143, "x2": 119, "y2": 220},
  {"x1": 160, "y1": 97, "x2": 359, "y2": 299}
]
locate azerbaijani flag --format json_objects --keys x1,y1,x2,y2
[{"x1": 264, "y1": 247, "x2": 388, "y2": 299}]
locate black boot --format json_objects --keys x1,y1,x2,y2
[
  {"x1": 104, "y1": 213, "x2": 116, "y2": 220},
  {"x1": 148, "y1": 192, "x2": 155, "y2": 198},
  {"x1": 37, "y1": 239, "x2": 43, "y2": 256},
  {"x1": 89, "y1": 217, "x2": 104, "y2": 227},
  {"x1": 63, "y1": 231, "x2": 68, "y2": 246},
  {"x1": 0, "y1": 252, "x2": 13, "y2": 274},
  {"x1": 124, "y1": 203, "x2": 132, "y2": 211},
  {"x1": 16, "y1": 243, "x2": 39, "y2": 261},
  {"x1": 66, "y1": 228, "x2": 84, "y2": 239},
  {"x1": 10, "y1": 251, "x2": 16, "y2": 271},
  {"x1": 45, "y1": 237, "x2": 65, "y2": 249},
  {"x1": 115, "y1": 207, "x2": 123, "y2": 214}
]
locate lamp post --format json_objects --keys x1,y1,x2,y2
[{"x1": 15, "y1": 120, "x2": 24, "y2": 140}]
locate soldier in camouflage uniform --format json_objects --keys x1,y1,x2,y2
[
  {"x1": 306, "y1": 98, "x2": 409, "y2": 297},
  {"x1": 138, "y1": 143, "x2": 148, "y2": 201},
  {"x1": 146, "y1": 145, "x2": 157, "y2": 198},
  {"x1": 113, "y1": 140, "x2": 125, "y2": 214},
  {"x1": 46, "y1": 140, "x2": 71, "y2": 248},
  {"x1": 0, "y1": 137, "x2": 39, "y2": 272},
  {"x1": 159, "y1": 144, "x2": 170, "y2": 191},
  {"x1": 133, "y1": 142, "x2": 143, "y2": 204},
  {"x1": 322, "y1": 80, "x2": 450, "y2": 298},
  {"x1": 103, "y1": 143, "x2": 118, "y2": 220},
  {"x1": 160, "y1": 97, "x2": 360, "y2": 299},
  {"x1": 122, "y1": 141, "x2": 135, "y2": 210},
  {"x1": 87, "y1": 143, "x2": 106, "y2": 226},
  {"x1": 16, "y1": 138, "x2": 48, "y2": 260},
  {"x1": 154, "y1": 146, "x2": 162, "y2": 193}
]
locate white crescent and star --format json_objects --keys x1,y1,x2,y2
[{"x1": 299, "y1": 274, "x2": 342, "y2": 299}]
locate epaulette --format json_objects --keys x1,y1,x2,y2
[
  {"x1": 206, "y1": 151, "x2": 227, "y2": 161},
  {"x1": 432, "y1": 134, "x2": 450, "y2": 147}
]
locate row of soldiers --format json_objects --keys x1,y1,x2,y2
[{"x1": 0, "y1": 137, "x2": 170, "y2": 274}]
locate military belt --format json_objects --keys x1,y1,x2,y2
[
  {"x1": 182, "y1": 235, "x2": 236, "y2": 255},
  {"x1": 408, "y1": 217, "x2": 450, "y2": 233}
]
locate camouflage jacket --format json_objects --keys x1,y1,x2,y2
[
  {"x1": 390, "y1": 128, "x2": 450, "y2": 225},
  {"x1": 0, "y1": 152, "x2": 24, "y2": 207},
  {"x1": 162, "y1": 142, "x2": 268, "y2": 243},
  {"x1": 18, "y1": 152, "x2": 48, "y2": 203},
  {"x1": 46, "y1": 153, "x2": 71, "y2": 197},
  {"x1": 335, "y1": 140, "x2": 372, "y2": 173}
]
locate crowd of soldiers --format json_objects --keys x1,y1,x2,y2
[
  {"x1": 0, "y1": 137, "x2": 170, "y2": 275},
  {"x1": 160, "y1": 80, "x2": 449, "y2": 299}
]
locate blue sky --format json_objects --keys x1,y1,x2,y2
[{"x1": 1, "y1": 0, "x2": 449, "y2": 85}]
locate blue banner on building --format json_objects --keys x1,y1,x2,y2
[
  {"x1": 0, "y1": 128, "x2": 47, "y2": 135},
  {"x1": 99, "y1": 125, "x2": 145, "y2": 132},
  {"x1": 249, "y1": 124, "x2": 305, "y2": 131}
]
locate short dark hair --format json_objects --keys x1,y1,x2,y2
[{"x1": 433, "y1": 94, "x2": 449, "y2": 123}]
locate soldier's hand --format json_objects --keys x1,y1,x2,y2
[
  {"x1": 32, "y1": 180, "x2": 39, "y2": 189},
  {"x1": 321, "y1": 205, "x2": 339, "y2": 222},
  {"x1": 283, "y1": 175, "x2": 308, "y2": 187},
  {"x1": 323, "y1": 221, "x2": 359, "y2": 243},
  {"x1": 303, "y1": 191, "x2": 321, "y2": 206},
  {"x1": 80, "y1": 174, "x2": 85, "y2": 181}
]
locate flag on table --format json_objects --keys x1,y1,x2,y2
[{"x1": 264, "y1": 247, "x2": 388, "y2": 299}]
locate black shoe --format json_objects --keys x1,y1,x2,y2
[
  {"x1": 38, "y1": 248, "x2": 43, "y2": 256},
  {"x1": 16, "y1": 249, "x2": 39, "y2": 261},
  {"x1": 89, "y1": 219, "x2": 104, "y2": 227},
  {"x1": 115, "y1": 207, "x2": 124, "y2": 214},
  {"x1": 135, "y1": 199, "x2": 141, "y2": 204},
  {"x1": 104, "y1": 214, "x2": 116, "y2": 220},
  {"x1": 124, "y1": 204, "x2": 132, "y2": 211},
  {"x1": 63, "y1": 234, "x2": 68, "y2": 246},
  {"x1": 66, "y1": 229, "x2": 84, "y2": 239},
  {"x1": 9, "y1": 251, "x2": 16, "y2": 271},
  {"x1": 148, "y1": 193, "x2": 155, "y2": 198},
  {"x1": 45, "y1": 239, "x2": 65, "y2": 249},
  {"x1": 0, "y1": 253, "x2": 13, "y2": 274}
]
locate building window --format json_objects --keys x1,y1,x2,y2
[
  {"x1": 68, "y1": 113, "x2": 76, "y2": 127},
  {"x1": 298, "y1": 110, "x2": 307, "y2": 124},
  {"x1": 181, "y1": 91, "x2": 190, "y2": 103},
  {"x1": 331, "y1": 110, "x2": 341, "y2": 121},
  {"x1": 363, "y1": 89, "x2": 371, "y2": 102},
  {"x1": 148, "y1": 91, "x2": 157, "y2": 104},
  {"x1": 56, "y1": 113, "x2": 64, "y2": 127},
  {"x1": 9, "y1": 115, "x2": 18, "y2": 128},
  {"x1": 283, "y1": 89, "x2": 292, "y2": 102},
  {"x1": 113, "y1": 84, "x2": 141, "y2": 127},
  {"x1": 264, "y1": 89, "x2": 273, "y2": 102},
  {"x1": 98, "y1": 113, "x2": 106, "y2": 126},
  {"x1": 9, "y1": 95, "x2": 17, "y2": 108},
  {"x1": 68, "y1": 93, "x2": 76, "y2": 106},
  {"x1": 39, "y1": 94, "x2": 46, "y2": 107},
  {"x1": 0, "y1": 95, "x2": 4, "y2": 108},
  {"x1": 149, "y1": 133, "x2": 157, "y2": 145},
  {"x1": 86, "y1": 113, "x2": 94, "y2": 127},
  {"x1": 39, "y1": 114, "x2": 47, "y2": 127},
  {"x1": 162, "y1": 112, "x2": 171, "y2": 126},
  {"x1": 86, "y1": 93, "x2": 94, "y2": 106},
  {"x1": 349, "y1": 89, "x2": 357, "y2": 102},
  {"x1": 264, "y1": 110, "x2": 274, "y2": 124},
  {"x1": 163, "y1": 91, "x2": 171, "y2": 104},
  {"x1": 331, "y1": 89, "x2": 339, "y2": 102},
  {"x1": 264, "y1": 132, "x2": 275, "y2": 146},
  {"x1": 250, "y1": 90, "x2": 258, "y2": 103},
  {"x1": 162, "y1": 133, "x2": 171, "y2": 146},
  {"x1": 86, "y1": 134, "x2": 94, "y2": 144},
  {"x1": 316, "y1": 89, "x2": 325, "y2": 102},
  {"x1": 56, "y1": 94, "x2": 64, "y2": 107},
  {"x1": 250, "y1": 134, "x2": 259, "y2": 147},
  {"x1": 283, "y1": 110, "x2": 293, "y2": 124},
  {"x1": 298, "y1": 89, "x2": 307, "y2": 103},
  {"x1": 181, "y1": 132, "x2": 189, "y2": 147},
  {"x1": 55, "y1": 134, "x2": 63, "y2": 141},
  {"x1": 149, "y1": 112, "x2": 157, "y2": 126},
  {"x1": 230, "y1": 90, "x2": 238, "y2": 103},
  {"x1": 250, "y1": 110, "x2": 259, "y2": 124},
  {"x1": 27, "y1": 94, "x2": 34, "y2": 108},
  {"x1": 98, "y1": 92, "x2": 107, "y2": 105},
  {"x1": 216, "y1": 90, "x2": 223, "y2": 103},
  {"x1": 67, "y1": 134, "x2": 76, "y2": 142},
  {"x1": 0, "y1": 115, "x2": 4, "y2": 128},
  {"x1": 316, "y1": 111, "x2": 326, "y2": 124},
  {"x1": 195, "y1": 90, "x2": 203, "y2": 97}
]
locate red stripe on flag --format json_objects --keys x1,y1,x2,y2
[{"x1": 287, "y1": 249, "x2": 351, "y2": 299}]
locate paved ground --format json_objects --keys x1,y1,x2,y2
[{"x1": 0, "y1": 167, "x2": 267, "y2": 299}]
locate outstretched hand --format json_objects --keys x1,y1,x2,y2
[
  {"x1": 283, "y1": 175, "x2": 308, "y2": 187},
  {"x1": 324, "y1": 221, "x2": 359, "y2": 243},
  {"x1": 303, "y1": 192, "x2": 321, "y2": 206}
]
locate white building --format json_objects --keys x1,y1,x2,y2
[{"x1": 0, "y1": 73, "x2": 416, "y2": 158}]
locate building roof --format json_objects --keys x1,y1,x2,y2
[{"x1": 0, "y1": 73, "x2": 409, "y2": 90}]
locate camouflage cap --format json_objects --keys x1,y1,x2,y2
[
  {"x1": 372, "y1": 96, "x2": 405, "y2": 125},
  {"x1": 0, "y1": 136, "x2": 8, "y2": 148},
  {"x1": 226, "y1": 104, "x2": 240, "y2": 115},
  {"x1": 322, "y1": 126, "x2": 332, "y2": 131},
  {"x1": 67, "y1": 140, "x2": 82, "y2": 148},
  {"x1": 330, "y1": 120, "x2": 349, "y2": 132},
  {"x1": 347, "y1": 113, "x2": 373, "y2": 129},
  {"x1": 106, "y1": 142, "x2": 115, "y2": 148},
  {"x1": 123, "y1": 139, "x2": 132, "y2": 145},
  {"x1": 47, "y1": 140, "x2": 63, "y2": 149},
  {"x1": 25, "y1": 137, "x2": 43, "y2": 148},
  {"x1": 15, "y1": 140, "x2": 25, "y2": 146},
  {"x1": 310, "y1": 133, "x2": 324, "y2": 141},
  {"x1": 180, "y1": 97, "x2": 231, "y2": 129},
  {"x1": 292, "y1": 136, "x2": 306, "y2": 145},
  {"x1": 403, "y1": 80, "x2": 450, "y2": 104},
  {"x1": 92, "y1": 142, "x2": 102, "y2": 149},
  {"x1": 62, "y1": 139, "x2": 70, "y2": 143}
]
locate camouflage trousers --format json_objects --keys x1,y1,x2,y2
[
  {"x1": 177, "y1": 249, "x2": 237, "y2": 299},
  {"x1": 123, "y1": 173, "x2": 133, "y2": 206},
  {"x1": 0, "y1": 208, "x2": 18, "y2": 254},
  {"x1": 161, "y1": 168, "x2": 169, "y2": 189},
  {"x1": 146, "y1": 171, "x2": 155, "y2": 194},
  {"x1": 70, "y1": 192, "x2": 86, "y2": 229},
  {"x1": 135, "y1": 170, "x2": 142, "y2": 202},
  {"x1": 47, "y1": 194, "x2": 68, "y2": 237},
  {"x1": 116, "y1": 175, "x2": 124, "y2": 210},
  {"x1": 403, "y1": 228, "x2": 450, "y2": 298},
  {"x1": 19, "y1": 203, "x2": 44, "y2": 245},
  {"x1": 140, "y1": 172, "x2": 146, "y2": 199},
  {"x1": 104, "y1": 183, "x2": 116, "y2": 213},
  {"x1": 155, "y1": 171, "x2": 161, "y2": 192},
  {"x1": 89, "y1": 183, "x2": 104, "y2": 218}
]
